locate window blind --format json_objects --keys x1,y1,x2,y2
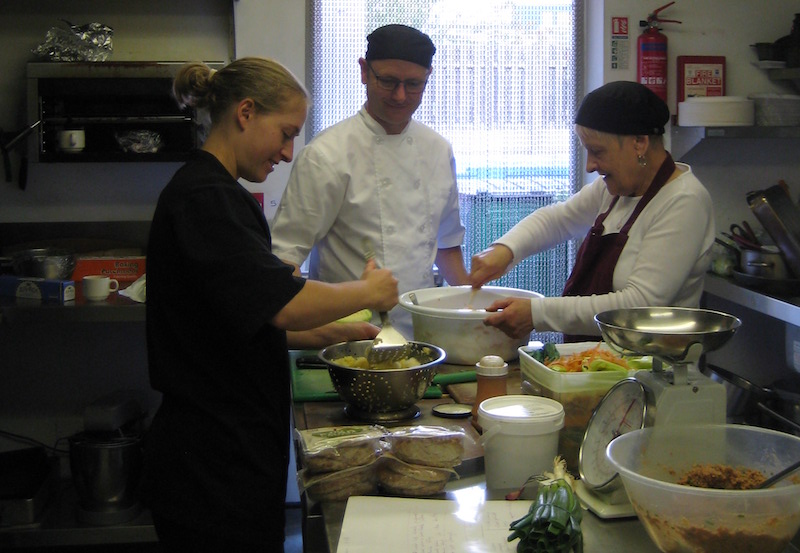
[{"x1": 308, "y1": 0, "x2": 584, "y2": 343}]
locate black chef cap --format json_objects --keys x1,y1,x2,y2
[
  {"x1": 365, "y1": 24, "x2": 436, "y2": 69},
  {"x1": 575, "y1": 81, "x2": 670, "y2": 136}
]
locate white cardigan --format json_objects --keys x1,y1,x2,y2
[{"x1": 495, "y1": 163, "x2": 716, "y2": 336}]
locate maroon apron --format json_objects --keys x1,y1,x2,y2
[{"x1": 561, "y1": 154, "x2": 676, "y2": 342}]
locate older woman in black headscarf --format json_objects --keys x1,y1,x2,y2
[{"x1": 469, "y1": 81, "x2": 716, "y2": 342}]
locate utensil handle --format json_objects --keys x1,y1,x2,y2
[
  {"x1": 741, "y1": 221, "x2": 760, "y2": 244},
  {"x1": 295, "y1": 356, "x2": 329, "y2": 370},
  {"x1": 361, "y1": 238, "x2": 377, "y2": 266},
  {"x1": 363, "y1": 238, "x2": 391, "y2": 322},
  {"x1": 757, "y1": 456, "x2": 800, "y2": 488}
]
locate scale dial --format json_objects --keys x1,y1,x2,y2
[{"x1": 579, "y1": 378, "x2": 647, "y2": 492}]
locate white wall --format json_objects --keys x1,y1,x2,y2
[
  {"x1": 587, "y1": 0, "x2": 800, "y2": 230},
  {"x1": 596, "y1": 0, "x2": 797, "y2": 109},
  {"x1": 233, "y1": 0, "x2": 308, "y2": 221}
]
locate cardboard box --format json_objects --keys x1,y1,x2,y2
[
  {"x1": 72, "y1": 256, "x2": 146, "y2": 283},
  {"x1": 0, "y1": 275, "x2": 75, "y2": 303}
]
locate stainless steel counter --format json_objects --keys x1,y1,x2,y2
[
  {"x1": 703, "y1": 272, "x2": 800, "y2": 326},
  {"x1": 317, "y1": 477, "x2": 659, "y2": 553},
  {"x1": 0, "y1": 478, "x2": 157, "y2": 549},
  {"x1": 316, "y1": 476, "x2": 800, "y2": 553}
]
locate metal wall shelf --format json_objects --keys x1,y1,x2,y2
[
  {"x1": 671, "y1": 124, "x2": 800, "y2": 160},
  {"x1": 703, "y1": 272, "x2": 800, "y2": 327},
  {"x1": 768, "y1": 67, "x2": 800, "y2": 92},
  {"x1": 27, "y1": 62, "x2": 222, "y2": 164},
  {"x1": 670, "y1": 66, "x2": 800, "y2": 159}
]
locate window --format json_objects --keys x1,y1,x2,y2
[{"x1": 308, "y1": 0, "x2": 583, "y2": 343}]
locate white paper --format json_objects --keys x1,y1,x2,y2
[
  {"x1": 119, "y1": 274, "x2": 146, "y2": 303},
  {"x1": 337, "y1": 495, "x2": 532, "y2": 553}
]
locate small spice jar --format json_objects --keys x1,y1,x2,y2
[{"x1": 471, "y1": 355, "x2": 509, "y2": 422}]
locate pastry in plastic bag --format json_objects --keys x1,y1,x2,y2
[
  {"x1": 295, "y1": 425, "x2": 387, "y2": 473},
  {"x1": 377, "y1": 455, "x2": 456, "y2": 497},
  {"x1": 298, "y1": 460, "x2": 379, "y2": 502},
  {"x1": 386, "y1": 425, "x2": 466, "y2": 467}
]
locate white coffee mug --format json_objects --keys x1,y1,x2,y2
[
  {"x1": 58, "y1": 129, "x2": 85, "y2": 152},
  {"x1": 83, "y1": 275, "x2": 119, "y2": 301}
]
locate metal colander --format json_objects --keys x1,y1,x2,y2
[{"x1": 319, "y1": 340, "x2": 446, "y2": 421}]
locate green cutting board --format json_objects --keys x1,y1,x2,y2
[{"x1": 291, "y1": 367, "x2": 341, "y2": 402}]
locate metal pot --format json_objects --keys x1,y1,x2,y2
[
  {"x1": 68, "y1": 432, "x2": 143, "y2": 524},
  {"x1": 740, "y1": 247, "x2": 792, "y2": 279},
  {"x1": 715, "y1": 238, "x2": 792, "y2": 280}
]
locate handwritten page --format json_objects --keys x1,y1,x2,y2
[{"x1": 337, "y1": 495, "x2": 532, "y2": 553}]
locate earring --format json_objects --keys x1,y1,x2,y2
[{"x1": 637, "y1": 155, "x2": 647, "y2": 167}]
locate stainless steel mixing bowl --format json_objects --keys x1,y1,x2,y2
[
  {"x1": 12, "y1": 248, "x2": 76, "y2": 280},
  {"x1": 319, "y1": 340, "x2": 446, "y2": 422},
  {"x1": 594, "y1": 307, "x2": 742, "y2": 364}
]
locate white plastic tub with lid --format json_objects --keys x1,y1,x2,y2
[
  {"x1": 677, "y1": 96, "x2": 754, "y2": 126},
  {"x1": 478, "y1": 395, "x2": 564, "y2": 490}
]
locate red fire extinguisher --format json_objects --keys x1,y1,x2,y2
[{"x1": 637, "y1": 1, "x2": 682, "y2": 102}]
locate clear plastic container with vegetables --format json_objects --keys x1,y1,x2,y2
[{"x1": 519, "y1": 342, "x2": 653, "y2": 473}]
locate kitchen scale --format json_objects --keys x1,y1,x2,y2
[{"x1": 576, "y1": 307, "x2": 742, "y2": 518}]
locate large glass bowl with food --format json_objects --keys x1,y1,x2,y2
[
  {"x1": 319, "y1": 340, "x2": 446, "y2": 422},
  {"x1": 606, "y1": 423, "x2": 800, "y2": 553}
]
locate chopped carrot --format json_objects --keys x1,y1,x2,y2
[{"x1": 546, "y1": 344, "x2": 629, "y2": 373}]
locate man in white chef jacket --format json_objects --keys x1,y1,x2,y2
[{"x1": 271, "y1": 24, "x2": 469, "y2": 337}]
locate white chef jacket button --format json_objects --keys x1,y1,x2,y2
[
  {"x1": 382, "y1": 178, "x2": 391, "y2": 187},
  {"x1": 413, "y1": 179, "x2": 421, "y2": 189},
  {"x1": 386, "y1": 226, "x2": 395, "y2": 235},
  {"x1": 406, "y1": 137, "x2": 413, "y2": 144},
  {"x1": 418, "y1": 224, "x2": 426, "y2": 232},
  {"x1": 375, "y1": 137, "x2": 383, "y2": 145}
]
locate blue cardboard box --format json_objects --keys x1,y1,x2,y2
[{"x1": 0, "y1": 275, "x2": 75, "y2": 302}]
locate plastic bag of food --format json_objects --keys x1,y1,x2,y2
[
  {"x1": 385, "y1": 425, "x2": 466, "y2": 467},
  {"x1": 32, "y1": 20, "x2": 114, "y2": 62},
  {"x1": 295, "y1": 425, "x2": 388, "y2": 474},
  {"x1": 115, "y1": 130, "x2": 163, "y2": 154},
  {"x1": 376, "y1": 454, "x2": 457, "y2": 497},
  {"x1": 298, "y1": 459, "x2": 379, "y2": 502}
]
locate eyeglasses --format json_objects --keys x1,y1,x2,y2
[{"x1": 367, "y1": 62, "x2": 429, "y2": 94}]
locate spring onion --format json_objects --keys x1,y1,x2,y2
[{"x1": 507, "y1": 457, "x2": 583, "y2": 553}]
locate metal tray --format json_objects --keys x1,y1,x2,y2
[
  {"x1": 747, "y1": 185, "x2": 800, "y2": 278},
  {"x1": 732, "y1": 269, "x2": 800, "y2": 297}
]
